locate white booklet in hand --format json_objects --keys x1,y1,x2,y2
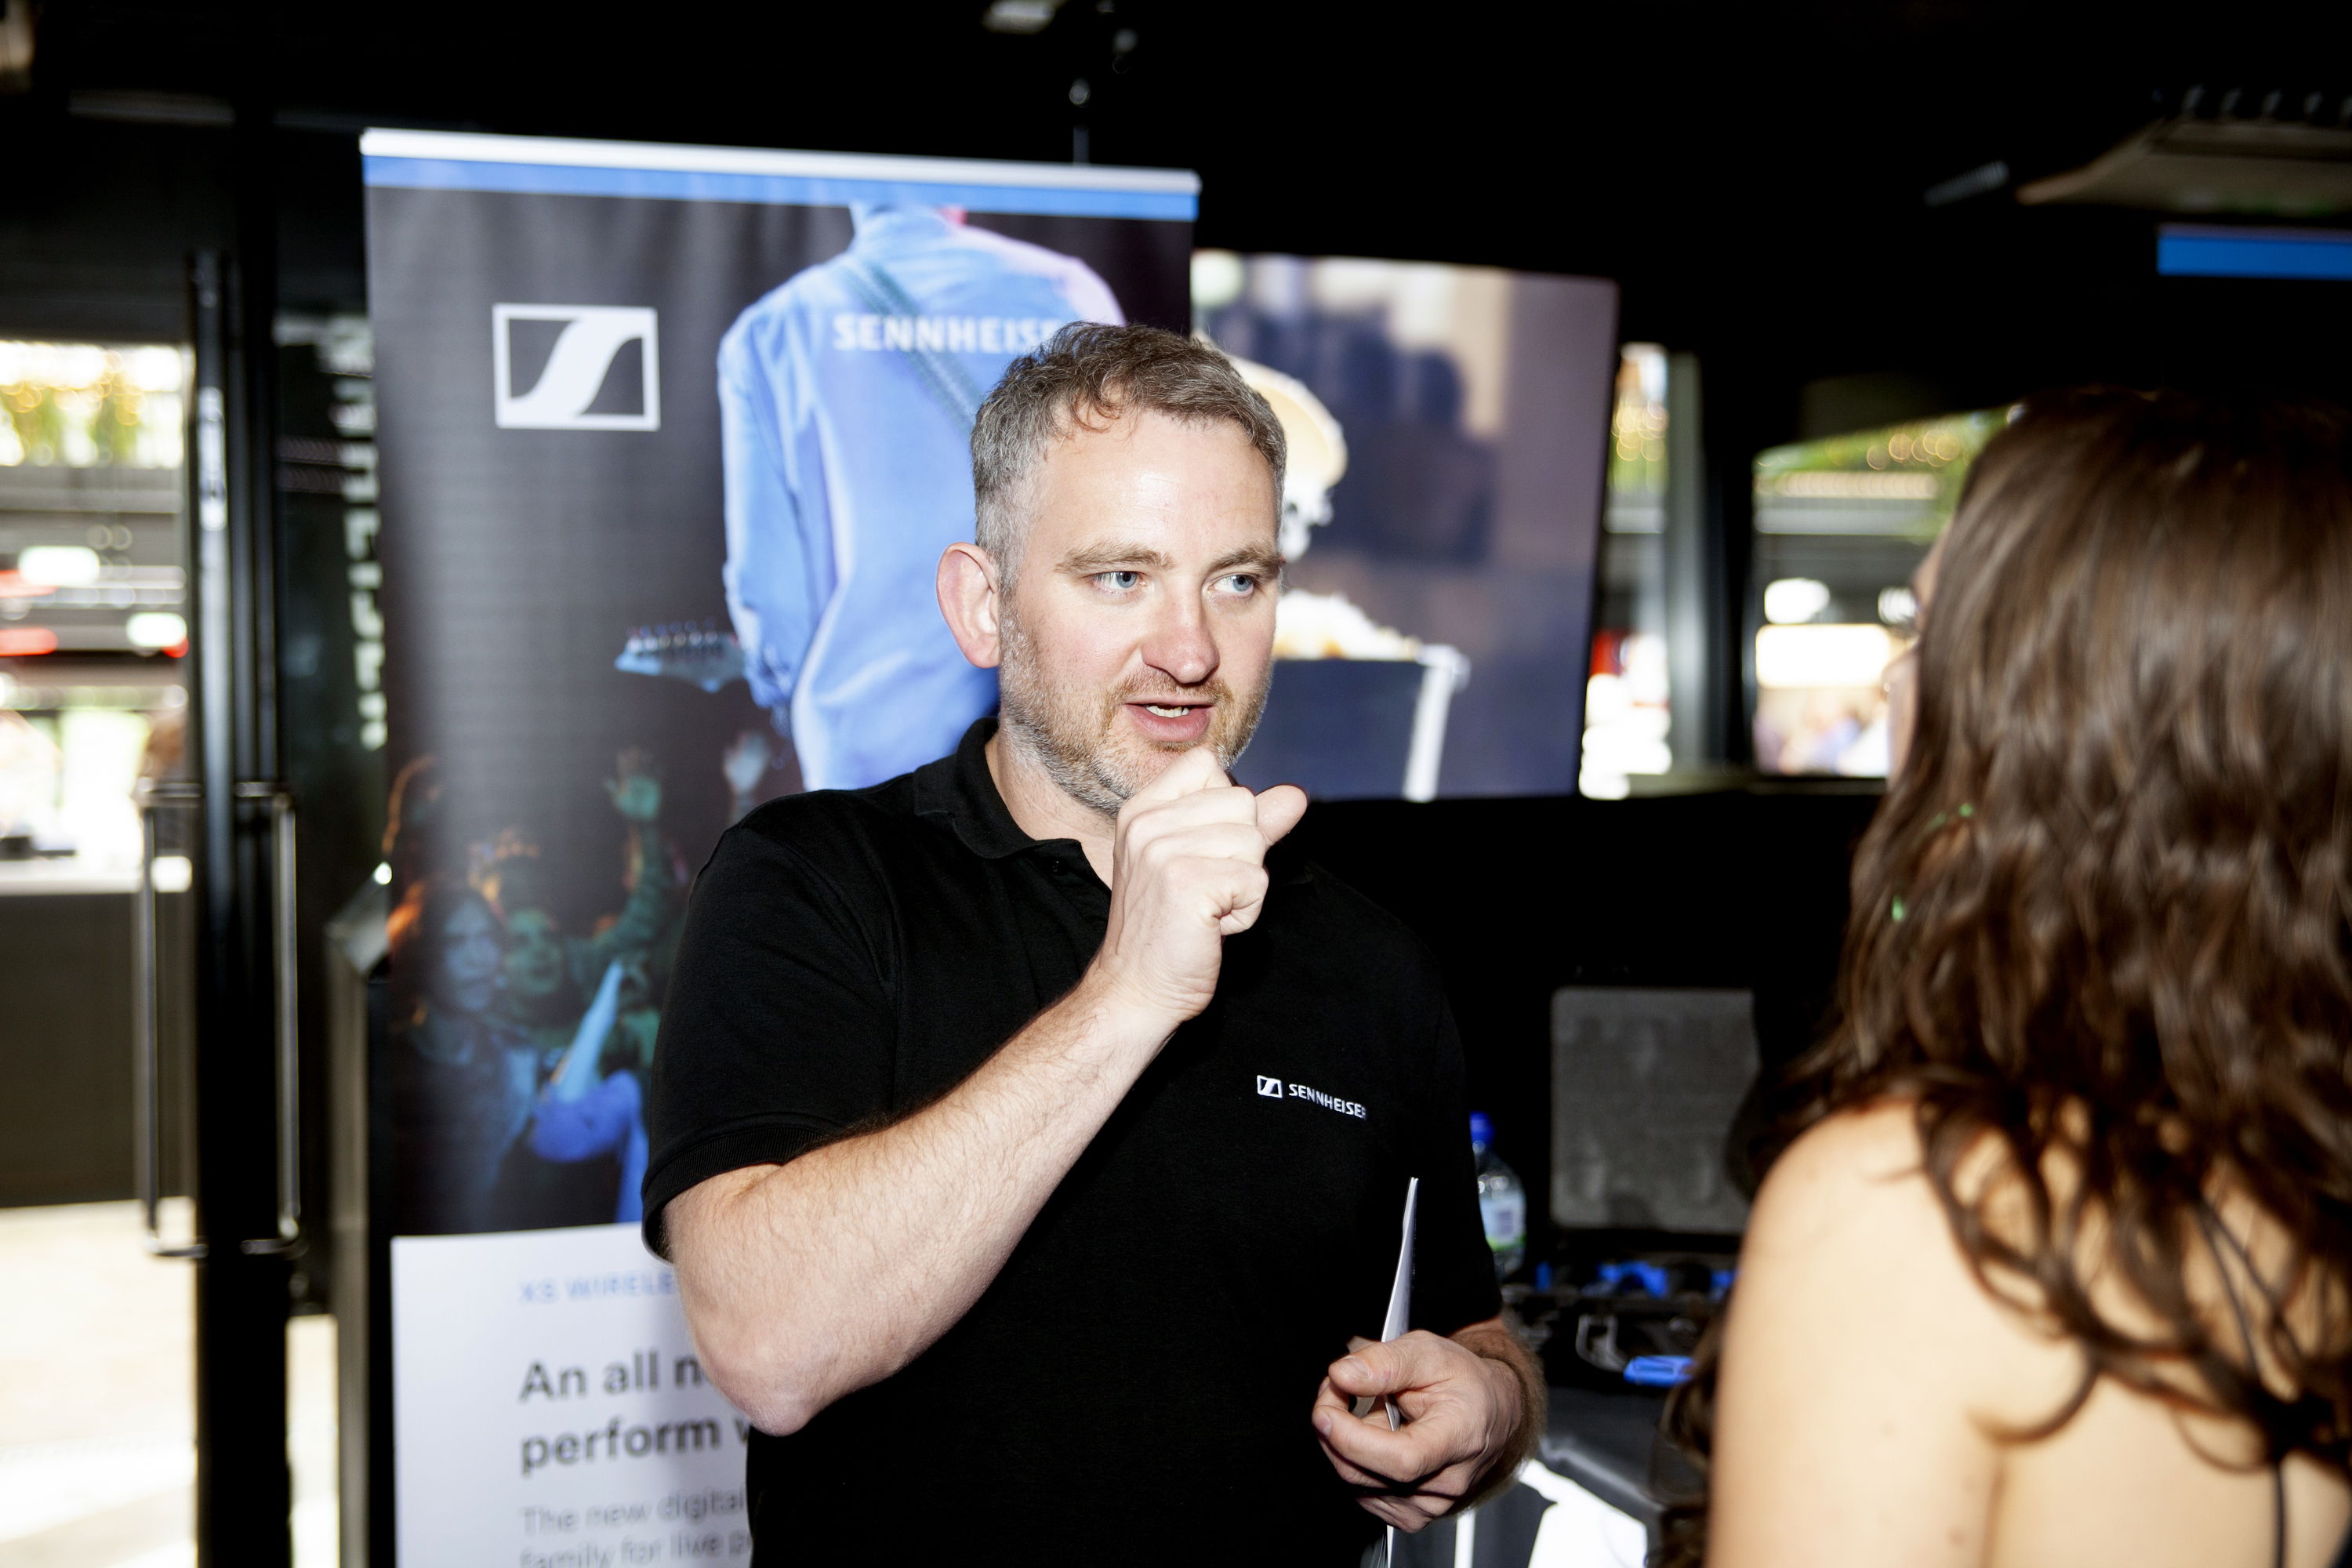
[
  {"x1": 1380, "y1": 1176, "x2": 1418, "y2": 1568},
  {"x1": 1381, "y1": 1175, "x2": 1418, "y2": 1424}
]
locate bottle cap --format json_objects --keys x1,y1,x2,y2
[
  {"x1": 1623, "y1": 1356, "x2": 1693, "y2": 1388},
  {"x1": 1468, "y1": 1111, "x2": 1493, "y2": 1151}
]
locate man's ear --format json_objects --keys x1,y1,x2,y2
[{"x1": 937, "y1": 543, "x2": 1004, "y2": 670}]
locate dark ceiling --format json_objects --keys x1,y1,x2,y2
[{"x1": 5, "y1": 0, "x2": 2350, "y2": 440}]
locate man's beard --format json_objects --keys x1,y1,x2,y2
[{"x1": 995, "y1": 610, "x2": 1271, "y2": 818}]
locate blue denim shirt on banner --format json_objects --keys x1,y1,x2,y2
[{"x1": 718, "y1": 205, "x2": 1123, "y2": 789}]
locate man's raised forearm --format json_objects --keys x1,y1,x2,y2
[{"x1": 667, "y1": 971, "x2": 1173, "y2": 1435}]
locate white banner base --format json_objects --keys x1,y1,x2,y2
[{"x1": 392, "y1": 1224, "x2": 753, "y2": 1567}]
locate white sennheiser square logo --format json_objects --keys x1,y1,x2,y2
[
  {"x1": 492, "y1": 304, "x2": 660, "y2": 430},
  {"x1": 1256, "y1": 1075, "x2": 1283, "y2": 1098}
]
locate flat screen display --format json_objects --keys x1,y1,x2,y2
[{"x1": 1193, "y1": 252, "x2": 1618, "y2": 800}]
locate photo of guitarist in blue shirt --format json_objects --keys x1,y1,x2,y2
[{"x1": 718, "y1": 203, "x2": 1122, "y2": 789}]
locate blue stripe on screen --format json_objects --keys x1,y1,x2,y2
[
  {"x1": 2158, "y1": 228, "x2": 2352, "y2": 281},
  {"x1": 361, "y1": 156, "x2": 1198, "y2": 222}
]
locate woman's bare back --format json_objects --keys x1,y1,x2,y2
[
  {"x1": 1991, "y1": 1374, "x2": 2348, "y2": 1568},
  {"x1": 1708, "y1": 1101, "x2": 2351, "y2": 1568}
]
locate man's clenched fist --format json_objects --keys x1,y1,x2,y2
[{"x1": 1089, "y1": 748, "x2": 1308, "y2": 1027}]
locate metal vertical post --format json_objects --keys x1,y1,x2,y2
[
  {"x1": 1663, "y1": 351, "x2": 1716, "y2": 769},
  {"x1": 187, "y1": 202, "x2": 295, "y2": 1566}
]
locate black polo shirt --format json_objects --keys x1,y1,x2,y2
[{"x1": 644, "y1": 718, "x2": 1499, "y2": 1565}]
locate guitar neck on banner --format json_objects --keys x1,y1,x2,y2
[{"x1": 615, "y1": 621, "x2": 746, "y2": 693}]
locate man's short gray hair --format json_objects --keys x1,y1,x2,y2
[{"x1": 971, "y1": 322, "x2": 1286, "y2": 575}]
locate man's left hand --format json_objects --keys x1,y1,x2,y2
[{"x1": 1312, "y1": 1330, "x2": 1528, "y2": 1532}]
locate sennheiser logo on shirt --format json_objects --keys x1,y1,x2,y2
[
  {"x1": 1254, "y1": 1075, "x2": 1367, "y2": 1120},
  {"x1": 492, "y1": 304, "x2": 660, "y2": 431}
]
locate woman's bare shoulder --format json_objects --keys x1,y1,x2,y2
[
  {"x1": 1752, "y1": 1098, "x2": 2037, "y2": 1244},
  {"x1": 1747, "y1": 1099, "x2": 1940, "y2": 1252},
  {"x1": 1738, "y1": 1099, "x2": 2082, "y2": 1425}
]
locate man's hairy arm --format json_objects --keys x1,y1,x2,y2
[
  {"x1": 666, "y1": 975, "x2": 1167, "y2": 1435},
  {"x1": 1452, "y1": 1316, "x2": 1547, "y2": 1501},
  {"x1": 666, "y1": 749, "x2": 1307, "y2": 1436}
]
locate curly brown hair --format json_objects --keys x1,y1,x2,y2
[{"x1": 1662, "y1": 386, "x2": 2352, "y2": 1562}]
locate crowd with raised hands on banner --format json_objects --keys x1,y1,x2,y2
[{"x1": 383, "y1": 746, "x2": 687, "y2": 1236}]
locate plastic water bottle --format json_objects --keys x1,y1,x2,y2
[{"x1": 1469, "y1": 1112, "x2": 1526, "y2": 1280}]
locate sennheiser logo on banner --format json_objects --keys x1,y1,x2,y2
[
  {"x1": 1256, "y1": 1075, "x2": 1283, "y2": 1098},
  {"x1": 492, "y1": 304, "x2": 660, "y2": 431}
]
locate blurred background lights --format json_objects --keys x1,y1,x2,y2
[
  {"x1": 1189, "y1": 249, "x2": 1245, "y2": 312},
  {"x1": 1750, "y1": 408, "x2": 2000, "y2": 777},
  {"x1": 1755, "y1": 624, "x2": 1903, "y2": 690},
  {"x1": 125, "y1": 612, "x2": 187, "y2": 650},
  {"x1": 1580, "y1": 630, "x2": 1670, "y2": 799},
  {"x1": 17, "y1": 546, "x2": 103, "y2": 587},
  {"x1": 1763, "y1": 576, "x2": 1832, "y2": 624},
  {"x1": 981, "y1": 0, "x2": 1062, "y2": 33},
  {"x1": 0, "y1": 628, "x2": 59, "y2": 655},
  {"x1": 122, "y1": 346, "x2": 187, "y2": 392},
  {"x1": 0, "y1": 340, "x2": 187, "y2": 468}
]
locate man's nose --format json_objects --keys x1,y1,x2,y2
[{"x1": 1141, "y1": 600, "x2": 1220, "y2": 688}]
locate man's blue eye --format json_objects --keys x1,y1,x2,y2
[
  {"x1": 1219, "y1": 574, "x2": 1258, "y2": 594},
  {"x1": 1098, "y1": 571, "x2": 1140, "y2": 590}
]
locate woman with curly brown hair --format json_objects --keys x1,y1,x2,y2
[{"x1": 1679, "y1": 387, "x2": 2352, "y2": 1568}]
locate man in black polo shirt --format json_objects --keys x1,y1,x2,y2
[{"x1": 648, "y1": 323, "x2": 1540, "y2": 1563}]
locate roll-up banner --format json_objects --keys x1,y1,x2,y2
[{"x1": 362, "y1": 130, "x2": 1196, "y2": 1566}]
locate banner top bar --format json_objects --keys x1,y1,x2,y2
[{"x1": 358, "y1": 129, "x2": 1199, "y2": 197}]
